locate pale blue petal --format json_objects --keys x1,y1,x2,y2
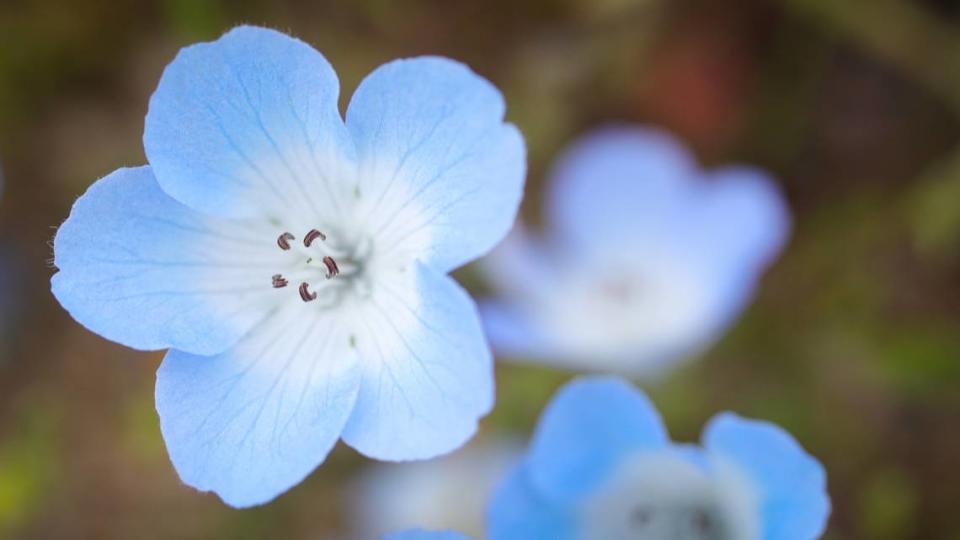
[
  {"x1": 478, "y1": 301, "x2": 555, "y2": 360},
  {"x1": 156, "y1": 307, "x2": 361, "y2": 508},
  {"x1": 51, "y1": 166, "x2": 278, "y2": 355},
  {"x1": 679, "y1": 166, "x2": 791, "y2": 283},
  {"x1": 345, "y1": 56, "x2": 525, "y2": 273},
  {"x1": 670, "y1": 443, "x2": 712, "y2": 473},
  {"x1": 664, "y1": 167, "x2": 790, "y2": 347},
  {"x1": 545, "y1": 125, "x2": 697, "y2": 254},
  {"x1": 480, "y1": 228, "x2": 558, "y2": 303},
  {"x1": 341, "y1": 263, "x2": 493, "y2": 459},
  {"x1": 543, "y1": 126, "x2": 789, "y2": 277},
  {"x1": 487, "y1": 465, "x2": 576, "y2": 540},
  {"x1": 533, "y1": 127, "x2": 789, "y2": 371},
  {"x1": 703, "y1": 413, "x2": 830, "y2": 540},
  {"x1": 382, "y1": 530, "x2": 470, "y2": 540},
  {"x1": 478, "y1": 228, "x2": 565, "y2": 360},
  {"x1": 525, "y1": 377, "x2": 670, "y2": 505},
  {"x1": 144, "y1": 25, "x2": 355, "y2": 221}
]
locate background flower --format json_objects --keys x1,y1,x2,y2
[
  {"x1": 488, "y1": 377, "x2": 830, "y2": 540},
  {"x1": 481, "y1": 126, "x2": 789, "y2": 376},
  {"x1": 350, "y1": 439, "x2": 520, "y2": 539},
  {"x1": 50, "y1": 26, "x2": 524, "y2": 507}
]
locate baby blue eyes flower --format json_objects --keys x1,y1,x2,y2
[
  {"x1": 481, "y1": 126, "x2": 790, "y2": 375},
  {"x1": 488, "y1": 377, "x2": 830, "y2": 540},
  {"x1": 50, "y1": 26, "x2": 525, "y2": 507}
]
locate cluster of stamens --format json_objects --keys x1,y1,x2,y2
[
  {"x1": 272, "y1": 229, "x2": 341, "y2": 302},
  {"x1": 629, "y1": 505, "x2": 718, "y2": 538}
]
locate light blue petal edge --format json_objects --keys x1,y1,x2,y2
[
  {"x1": 703, "y1": 412, "x2": 831, "y2": 540},
  {"x1": 345, "y1": 56, "x2": 526, "y2": 273},
  {"x1": 51, "y1": 166, "x2": 263, "y2": 355},
  {"x1": 487, "y1": 464, "x2": 576, "y2": 540},
  {"x1": 478, "y1": 301, "x2": 556, "y2": 361},
  {"x1": 544, "y1": 124, "x2": 697, "y2": 253},
  {"x1": 340, "y1": 263, "x2": 494, "y2": 460},
  {"x1": 382, "y1": 529, "x2": 471, "y2": 540},
  {"x1": 156, "y1": 309, "x2": 362, "y2": 508},
  {"x1": 525, "y1": 376, "x2": 670, "y2": 506}
]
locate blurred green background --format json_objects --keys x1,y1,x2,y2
[{"x1": 1, "y1": 0, "x2": 959, "y2": 538}]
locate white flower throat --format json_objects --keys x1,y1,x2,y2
[
  {"x1": 580, "y1": 453, "x2": 759, "y2": 540},
  {"x1": 269, "y1": 227, "x2": 373, "y2": 307}
]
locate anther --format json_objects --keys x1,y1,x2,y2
[
  {"x1": 271, "y1": 274, "x2": 288, "y2": 288},
  {"x1": 630, "y1": 507, "x2": 652, "y2": 527},
  {"x1": 299, "y1": 282, "x2": 318, "y2": 302},
  {"x1": 322, "y1": 256, "x2": 340, "y2": 279},
  {"x1": 304, "y1": 229, "x2": 326, "y2": 247},
  {"x1": 277, "y1": 232, "x2": 295, "y2": 250}
]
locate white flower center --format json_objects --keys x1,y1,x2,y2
[
  {"x1": 543, "y1": 249, "x2": 709, "y2": 367},
  {"x1": 578, "y1": 451, "x2": 759, "y2": 540},
  {"x1": 269, "y1": 227, "x2": 374, "y2": 307}
]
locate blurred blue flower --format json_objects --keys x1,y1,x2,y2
[
  {"x1": 0, "y1": 243, "x2": 19, "y2": 364},
  {"x1": 382, "y1": 530, "x2": 470, "y2": 540},
  {"x1": 50, "y1": 26, "x2": 525, "y2": 507},
  {"x1": 488, "y1": 377, "x2": 830, "y2": 540},
  {"x1": 351, "y1": 439, "x2": 521, "y2": 538},
  {"x1": 481, "y1": 126, "x2": 789, "y2": 375}
]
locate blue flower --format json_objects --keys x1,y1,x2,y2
[
  {"x1": 488, "y1": 377, "x2": 830, "y2": 540},
  {"x1": 382, "y1": 529, "x2": 470, "y2": 540},
  {"x1": 481, "y1": 126, "x2": 789, "y2": 375},
  {"x1": 50, "y1": 26, "x2": 525, "y2": 507}
]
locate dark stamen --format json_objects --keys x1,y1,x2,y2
[
  {"x1": 299, "y1": 282, "x2": 318, "y2": 302},
  {"x1": 304, "y1": 229, "x2": 326, "y2": 247},
  {"x1": 271, "y1": 274, "x2": 288, "y2": 288},
  {"x1": 322, "y1": 256, "x2": 340, "y2": 279},
  {"x1": 277, "y1": 232, "x2": 295, "y2": 250}
]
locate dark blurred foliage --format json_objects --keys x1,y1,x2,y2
[{"x1": 1, "y1": 0, "x2": 959, "y2": 538}]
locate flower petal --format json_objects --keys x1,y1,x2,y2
[
  {"x1": 51, "y1": 166, "x2": 277, "y2": 355},
  {"x1": 478, "y1": 301, "x2": 555, "y2": 360},
  {"x1": 382, "y1": 530, "x2": 470, "y2": 540},
  {"x1": 144, "y1": 25, "x2": 355, "y2": 221},
  {"x1": 703, "y1": 412, "x2": 830, "y2": 540},
  {"x1": 545, "y1": 125, "x2": 697, "y2": 254},
  {"x1": 346, "y1": 56, "x2": 525, "y2": 273},
  {"x1": 487, "y1": 465, "x2": 576, "y2": 540},
  {"x1": 679, "y1": 166, "x2": 791, "y2": 284},
  {"x1": 666, "y1": 168, "x2": 791, "y2": 349},
  {"x1": 156, "y1": 307, "x2": 361, "y2": 508},
  {"x1": 525, "y1": 377, "x2": 670, "y2": 506},
  {"x1": 340, "y1": 264, "x2": 493, "y2": 460}
]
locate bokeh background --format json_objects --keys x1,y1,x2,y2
[{"x1": 1, "y1": 0, "x2": 960, "y2": 538}]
